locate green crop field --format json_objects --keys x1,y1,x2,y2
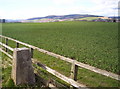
[
  {"x1": 2, "y1": 21, "x2": 118, "y2": 74},
  {"x1": 77, "y1": 17, "x2": 99, "y2": 21},
  {"x1": 2, "y1": 21, "x2": 119, "y2": 87}
]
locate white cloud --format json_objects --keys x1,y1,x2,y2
[
  {"x1": 51, "y1": 0, "x2": 119, "y2": 16},
  {"x1": 90, "y1": 0, "x2": 119, "y2": 16},
  {"x1": 51, "y1": 0, "x2": 77, "y2": 5},
  {"x1": 91, "y1": 0, "x2": 119, "y2": 4},
  {"x1": 0, "y1": 0, "x2": 119, "y2": 19}
]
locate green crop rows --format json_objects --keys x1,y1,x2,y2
[
  {"x1": 2, "y1": 21, "x2": 118, "y2": 74},
  {"x1": 2, "y1": 21, "x2": 119, "y2": 87}
]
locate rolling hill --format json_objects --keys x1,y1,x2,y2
[
  {"x1": 21, "y1": 14, "x2": 104, "y2": 22},
  {"x1": 27, "y1": 14, "x2": 103, "y2": 20}
]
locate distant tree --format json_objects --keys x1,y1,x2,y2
[
  {"x1": 2, "y1": 19, "x2": 5, "y2": 23},
  {"x1": 113, "y1": 19, "x2": 116, "y2": 22}
]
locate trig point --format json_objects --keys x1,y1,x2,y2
[{"x1": 12, "y1": 48, "x2": 35, "y2": 85}]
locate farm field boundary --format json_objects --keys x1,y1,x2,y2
[{"x1": 0, "y1": 35, "x2": 120, "y2": 88}]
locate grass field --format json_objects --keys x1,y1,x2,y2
[
  {"x1": 2, "y1": 21, "x2": 119, "y2": 87},
  {"x1": 2, "y1": 21, "x2": 118, "y2": 74}
]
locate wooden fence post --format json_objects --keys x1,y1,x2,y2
[
  {"x1": 30, "y1": 48, "x2": 33, "y2": 58},
  {"x1": 5, "y1": 38, "x2": 8, "y2": 52},
  {"x1": 11, "y1": 48, "x2": 35, "y2": 85},
  {"x1": 16, "y1": 42, "x2": 19, "y2": 48},
  {"x1": 70, "y1": 60, "x2": 78, "y2": 89}
]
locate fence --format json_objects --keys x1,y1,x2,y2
[{"x1": 0, "y1": 35, "x2": 120, "y2": 88}]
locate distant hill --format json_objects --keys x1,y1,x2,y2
[
  {"x1": 5, "y1": 14, "x2": 115, "y2": 23},
  {"x1": 4, "y1": 19, "x2": 23, "y2": 23},
  {"x1": 109, "y1": 16, "x2": 120, "y2": 19},
  {"x1": 4, "y1": 14, "x2": 119, "y2": 23},
  {"x1": 27, "y1": 14, "x2": 103, "y2": 20}
]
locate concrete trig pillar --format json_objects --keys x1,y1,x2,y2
[{"x1": 11, "y1": 48, "x2": 35, "y2": 85}]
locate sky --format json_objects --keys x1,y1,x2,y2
[{"x1": 0, "y1": 0, "x2": 119, "y2": 19}]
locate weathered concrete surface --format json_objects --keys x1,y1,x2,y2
[{"x1": 12, "y1": 48, "x2": 35, "y2": 85}]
